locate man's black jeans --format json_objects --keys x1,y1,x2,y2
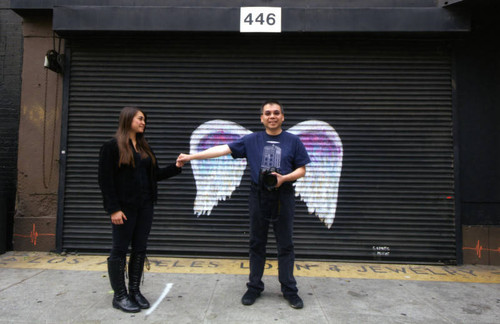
[{"x1": 247, "y1": 183, "x2": 298, "y2": 298}]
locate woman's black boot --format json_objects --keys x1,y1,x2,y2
[
  {"x1": 128, "y1": 252, "x2": 150, "y2": 309},
  {"x1": 107, "y1": 257, "x2": 141, "y2": 313}
]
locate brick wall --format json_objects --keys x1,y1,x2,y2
[{"x1": 0, "y1": 1, "x2": 22, "y2": 252}]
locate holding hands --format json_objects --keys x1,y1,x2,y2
[
  {"x1": 175, "y1": 158, "x2": 185, "y2": 168},
  {"x1": 177, "y1": 153, "x2": 191, "y2": 166}
]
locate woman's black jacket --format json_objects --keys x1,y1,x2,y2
[{"x1": 98, "y1": 138, "x2": 181, "y2": 215}]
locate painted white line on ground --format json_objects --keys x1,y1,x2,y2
[{"x1": 145, "y1": 282, "x2": 173, "y2": 316}]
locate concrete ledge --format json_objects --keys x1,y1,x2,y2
[
  {"x1": 462, "y1": 225, "x2": 500, "y2": 265},
  {"x1": 12, "y1": 218, "x2": 56, "y2": 251}
]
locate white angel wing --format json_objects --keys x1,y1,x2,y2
[
  {"x1": 288, "y1": 120, "x2": 343, "y2": 229},
  {"x1": 190, "y1": 120, "x2": 251, "y2": 216}
]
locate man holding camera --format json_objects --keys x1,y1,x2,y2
[{"x1": 177, "y1": 100, "x2": 310, "y2": 309}]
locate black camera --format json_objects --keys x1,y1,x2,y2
[{"x1": 260, "y1": 167, "x2": 279, "y2": 191}]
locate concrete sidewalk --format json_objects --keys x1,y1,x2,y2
[{"x1": 0, "y1": 252, "x2": 499, "y2": 323}]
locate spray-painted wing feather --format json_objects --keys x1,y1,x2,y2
[
  {"x1": 190, "y1": 120, "x2": 251, "y2": 216},
  {"x1": 288, "y1": 120, "x2": 343, "y2": 229}
]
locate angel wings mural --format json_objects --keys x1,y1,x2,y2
[{"x1": 189, "y1": 120, "x2": 343, "y2": 229}]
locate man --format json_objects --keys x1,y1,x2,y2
[{"x1": 177, "y1": 100, "x2": 310, "y2": 309}]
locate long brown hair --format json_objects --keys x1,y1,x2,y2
[{"x1": 115, "y1": 106, "x2": 156, "y2": 167}]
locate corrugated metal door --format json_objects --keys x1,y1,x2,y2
[{"x1": 61, "y1": 34, "x2": 455, "y2": 263}]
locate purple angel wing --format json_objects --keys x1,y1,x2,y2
[
  {"x1": 288, "y1": 120, "x2": 343, "y2": 228},
  {"x1": 190, "y1": 120, "x2": 252, "y2": 216}
]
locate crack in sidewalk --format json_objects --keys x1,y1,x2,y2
[{"x1": 0, "y1": 269, "x2": 46, "y2": 293}]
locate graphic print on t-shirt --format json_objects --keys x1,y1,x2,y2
[{"x1": 261, "y1": 141, "x2": 281, "y2": 171}]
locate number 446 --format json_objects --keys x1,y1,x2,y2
[{"x1": 244, "y1": 13, "x2": 276, "y2": 26}]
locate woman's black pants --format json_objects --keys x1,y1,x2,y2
[{"x1": 109, "y1": 199, "x2": 154, "y2": 260}]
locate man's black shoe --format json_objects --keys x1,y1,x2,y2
[
  {"x1": 241, "y1": 290, "x2": 260, "y2": 306},
  {"x1": 284, "y1": 294, "x2": 304, "y2": 309}
]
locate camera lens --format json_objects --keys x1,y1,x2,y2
[{"x1": 263, "y1": 173, "x2": 277, "y2": 188}]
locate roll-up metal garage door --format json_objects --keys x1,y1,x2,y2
[{"x1": 61, "y1": 34, "x2": 455, "y2": 264}]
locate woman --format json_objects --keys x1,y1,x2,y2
[{"x1": 98, "y1": 107, "x2": 183, "y2": 313}]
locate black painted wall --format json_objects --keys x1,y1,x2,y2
[
  {"x1": 456, "y1": 0, "x2": 500, "y2": 225},
  {"x1": 0, "y1": 1, "x2": 22, "y2": 252}
]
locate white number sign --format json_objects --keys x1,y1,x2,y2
[{"x1": 240, "y1": 7, "x2": 282, "y2": 33}]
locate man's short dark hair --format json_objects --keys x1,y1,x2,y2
[{"x1": 261, "y1": 99, "x2": 284, "y2": 114}]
